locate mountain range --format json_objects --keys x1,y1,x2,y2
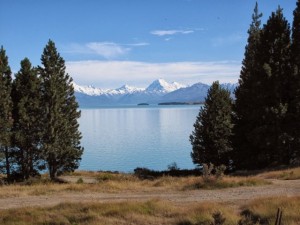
[{"x1": 73, "y1": 79, "x2": 238, "y2": 107}]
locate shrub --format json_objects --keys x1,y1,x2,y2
[
  {"x1": 211, "y1": 211, "x2": 226, "y2": 225},
  {"x1": 202, "y1": 163, "x2": 214, "y2": 181},
  {"x1": 76, "y1": 178, "x2": 84, "y2": 184},
  {"x1": 215, "y1": 165, "x2": 227, "y2": 179},
  {"x1": 168, "y1": 162, "x2": 179, "y2": 171}
]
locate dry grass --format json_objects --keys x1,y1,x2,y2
[
  {"x1": 0, "y1": 171, "x2": 271, "y2": 198},
  {"x1": 0, "y1": 196, "x2": 299, "y2": 225},
  {"x1": 183, "y1": 176, "x2": 270, "y2": 190},
  {"x1": 259, "y1": 167, "x2": 300, "y2": 180},
  {"x1": 0, "y1": 199, "x2": 239, "y2": 225},
  {"x1": 240, "y1": 196, "x2": 300, "y2": 225}
]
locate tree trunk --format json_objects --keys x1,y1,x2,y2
[
  {"x1": 49, "y1": 160, "x2": 57, "y2": 180},
  {"x1": 5, "y1": 147, "x2": 10, "y2": 180}
]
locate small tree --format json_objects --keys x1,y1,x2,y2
[
  {"x1": 190, "y1": 81, "x2": 233, "y2": 166},
  {"x1": 0, "y1": 46, "x2": 13, "y2": 180},
  {"x1": 12, "y1": 58, "x2": 43, "y2": 179},
  {"x1": 39, "y1": 40, "x2": 83, "y2": 180}
]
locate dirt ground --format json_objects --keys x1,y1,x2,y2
[{"x1": 0, "y1": 179, "x2": 299, "y2": 210}]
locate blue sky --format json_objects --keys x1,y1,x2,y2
[{"x1": 0, "y1": 0, "x2": 297, "y2": 88}]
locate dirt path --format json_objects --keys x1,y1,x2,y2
[{"x1": 0, "y1": 179, "x2": 299, "y2": 210}]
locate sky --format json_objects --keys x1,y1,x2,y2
[{"x1": 0, "y1": 0, "x2": 297, "y2": 89}]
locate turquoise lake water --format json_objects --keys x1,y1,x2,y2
[{"x1": 78, "y1": 105, "x2": 200, "y2": 172}]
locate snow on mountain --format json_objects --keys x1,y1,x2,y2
[
  {"x1": 163, "y1": 82, "x2": 210, "y2": 102},
  {"x1": 146, "y1": 79, "x2": 186, "y2": 93},
  {"x1": 73, "y1": 82, "x2": 144, "y2": 96},
  {"x1": 73, "y1": 80, "x2": 237, "y2": 106},
  {"x1": 73, "y1": 82, "x2": 106, "y2": 96},
  {"x1": 110, "y1": 85, "x2": 145, "y2": 95}
]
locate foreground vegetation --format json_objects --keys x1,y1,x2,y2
[
  {"x1": 259, "y1": 167, "x2": 300, "y2": 180},
  {"x1": 0, "y1": 167, "x2": 298, "y2": 224},
  {"x1": 0, "y1": 169, "x2": 273, "y2": 198},
  {"x1": 0, "y1": 196, "x2": 299, "y2": 225}
]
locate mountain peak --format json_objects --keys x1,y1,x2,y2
[
  {"x1": 112, "y1": 84, "x2": 145, "y2": 95},
  {"x1": 146, "y1": 79, "x2": 185, "y2": 93},
  {"x1": 116, "y1": 84, "x2": 134, "y2": 91},
  {"x1": 72, "y1": 82, "x2": 105, "y2": 96},
  {"x1": 74, "y1": 80, "x2": 238, "y2": 106}
]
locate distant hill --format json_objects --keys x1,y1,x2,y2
[{"x1": 73, "y1": 79, "x2": 237, "y2": 107}]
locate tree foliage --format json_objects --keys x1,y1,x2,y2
[
  {"x1": 255, "y1": 7, "x2": 292, "y2": 166},
  {"x1": 233, "y1": 3, "x2": 263, "y2": 169},
  {"x1": 12, "y1": 58, "x2": 43, "y2": 179},
  {"x1": 0, "y1": 42, "x2": 83, "y2": 181},
  {"x1": 0, "y1": 46, "x2": 13, "y2": 179},
  {"x1": 234, "y1": 5, "x2": 294, "y2": 169},
  {"x1": 201, "y1": 2, "x2": 300, "y2": 170},
  {"x1": 190, "y1": 81, "x2": 233, "y2": 166},
  {"x1": 39, "y1": 40, "x2": 83, "y2": 180},
  {"x1": 290, "y1": 0, "x2": 300, "y2": 163}
]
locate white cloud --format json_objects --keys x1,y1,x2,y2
[
  {"x1": 66, "y1": 60, "x2": 241, "y2": 88},
  {"x1": 86, "y1": 42, "x2": 130, "y2": 58},
  {"x1": 63, "y1": 42, "x2": 149, "y2": 59},
  {"x1": 126, "y1": 42, "x2": 149, "y2": 46},
  {"x1": 211, "y1": 33, "x2": 245, "y2": 47},
  {"x1": 151, "y1": 29, "x2": 194, "y2": 36}
]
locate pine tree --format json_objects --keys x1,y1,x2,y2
[
  {"x1": 233, "y1": 2, "x2": 263, "y2": 169},
  {"x1": 0, "y1": 46, "x2": 13, "y2": 179},
  {"x1": 12, "y1": 58, "x2": 43, "y2": 179},
  {"x1": 253, "y1": 7, "x2": 292, "y2": 167},
  {"x1": 292, "y1": 0, "x2": 300, "y2": 67},
  {"x1": 190, "y1": 81, "x2": 233, "y2": 166},
  {"x1": 39, "y1": 40, "x2": 83, "y2": 180},
  {"x1": 290, "y1": 0, "x2": 300, "y2": 164}
]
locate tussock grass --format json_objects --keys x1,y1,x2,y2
[
  {"x1": 2, "y1": 197, "x2": 298, "y2": 225},
  {"x1": 0, "y1": 171, "x2": 270, "y2": 198},
  {"x1": 183, "y1": 176, "x2": 270, "y2": 190},
  {"x1": 0, "y1": 200, "x2": 238, "y2": 225},
  {"x1": 240, "y1": 196, "x2": 300, "y2": 225},
  {"x1": 259, "y1": 167, "x2": 300, "y2": 180}
]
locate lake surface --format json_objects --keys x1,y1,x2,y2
[{"x1": 78, "y1": 105, "x2": 200, "y2": 172}]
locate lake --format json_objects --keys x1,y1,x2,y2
[{"x1": 78, "y1": 105, "x2": 200, "y2": 172}]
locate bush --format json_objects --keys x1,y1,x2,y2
[
  {"x1": 168, "y1": 162, "x2": 179, "y2": 171},
  {"x1": 215, "y1": 165, "x2": 227, "y2": 179},
  {"x1": 211, "y1": 211, "x2": 226, "y2": 225},
  {"x1": 76, "y1": 178, "x2": 84, "y2": 184},
  {"x1": 202, "y1": 163, "x2": 214, "y2": 181}
]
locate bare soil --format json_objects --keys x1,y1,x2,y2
[{"x1": 0, "y1": 179, "x2": 299, "y2": 210}]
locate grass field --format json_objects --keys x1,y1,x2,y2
[
  {"x1": 259, "y1": 167, "x2": 300, "y2": 180},
  {"x1": 0, "y1": 167, "x2": 299, "y2": 224},
  {"x1": 0, "y1": 196, "x2": 299, "y2": 225},
  {"x1": 0, "y1": 171, "x2": 270, "y2": 198}
]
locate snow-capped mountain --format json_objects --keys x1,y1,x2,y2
[
  {"x1": 73, "y1": 79, "x2": 237, "y2": 107},
  {"x1": 73, "y1": 83, "x2": 106, "y2": 96},
  {"x1": 163, "y1": 82, "x2": 210, "y2": 102},
  {"x1": 73, "y1": 83, "x2": 144, "y2": 96},
  {"x1": 114, "y1": 85, "x2": 145, "y2": 94},
  {"x1": 145, "y1": 79, "x2": 186, "y2": 93}
]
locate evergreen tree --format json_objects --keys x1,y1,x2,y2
[
  {"x1": 292, "y1": 0, "x2": 300, "y2": 67},
  {"x1": 290, "y1": 0, "x2": 300, "y2": 164},
  {"x1": 0, "y1": 46, "x2": 13, "y2": 179},
  {"x1": 39, "y1": 40, "x2": 83, "y2": 180},
  {"x1": 252, "y1": 7, "x2": 292, "y2": 167},
  {"x1": 12, "y1": 58, "x2": 43, "y2": 179},
  {"x1": 233, "y1": 2, "x2": 263, "y2": 169},
  {"x1": 190, "y1": 81, "x2": 233, "y2": 166}
]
